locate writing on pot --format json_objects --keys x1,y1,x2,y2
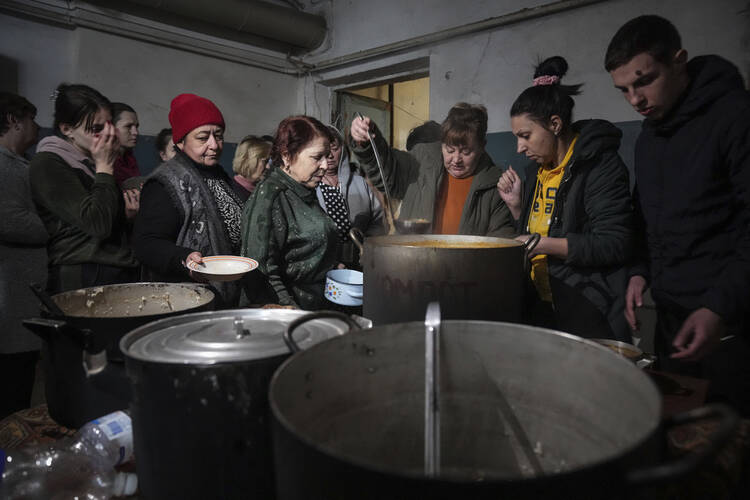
[{"x1": 378, "y1": 275, "x2": 479, "y2": 299}]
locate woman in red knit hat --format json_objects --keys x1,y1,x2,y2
[{"x1": 132, "y1": 93, "x2": 246, "y2": 307}]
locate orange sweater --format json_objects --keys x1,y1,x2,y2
[{"x1": 433, "y1": 174, "x2": 474, "y2": 234}]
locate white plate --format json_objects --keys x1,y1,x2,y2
[{"x1": 187, "y1": 255, "x2": 259, "y2": 282}]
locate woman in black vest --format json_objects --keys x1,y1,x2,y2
[{"x1": 132, "y1": 93, "x2": 244, "y2": 307}]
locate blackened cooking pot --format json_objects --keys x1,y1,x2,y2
[
  {"x1": 114, "y1": 309, "x2": 368, "y2": 500},
  {"x1": 23, "y1": 282, "x2": 215, "y2": 427},
  {"x1": 270, "y1": 316, "x2": 736, "y2": 499},
  {"x1": 357, "y1": 234, "x2": 539, "y2": 325}
]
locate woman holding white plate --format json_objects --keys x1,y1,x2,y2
[{"x1": 133, "y1": 93, "x2": 246, "y2": 307}]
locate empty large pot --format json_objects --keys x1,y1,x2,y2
[
  {"x1": 360, "y1": 234, "x2": 536, "y2": 325},
  {"x1": 119, "y1": 309, "x2": 365, "y2": 499},
  {"x1": 23, "y1": 282, "x2": 215, "y2": 427},
  {"x1": 270, "y1": 319, "x2": 736, "y2": 499}
]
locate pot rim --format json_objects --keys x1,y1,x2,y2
[
  {"x1": 326, "y1": 269, "x2": 363, "y2": 287},
  {"x1": 119, "y1": 308, "x2": 358, "y2": 365},
  {"x1": 50, "y1": 282, "x2": 215, "y2": 319},
  {"x1": 364, "y1": 234, "x2": 525, "y2": 248},
  {"x1": 269, "y1": 321, "x2": 662, "y2": 484}
]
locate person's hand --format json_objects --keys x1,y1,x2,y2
[
  {"x1": 671, "y1": 308, "x2": 725, "y2": 362},
  {"x1": 184, "y1": 251, "x2": 210, "y2": 282},
  {"x1": 123, "y1": 189, "x2": 140, "y2": 220},
  {"x1": 515, "y1": 234, "x2": 543, "y2": 258},
  {"x1": 350, "y1": 116, "x2": 372, "y2": 147},
  {"x1": 625, "y1": 275, "x2": 647, "y2": 331},
  {"x1": 624, "y1": 275, "x2": 647, "y2": 331},
  {"x1": 90, "y1": 121, "x2": 120, "y2": 174},
  {"x1": 497, "y1": 166, "x2": 522, "y2": 219}
]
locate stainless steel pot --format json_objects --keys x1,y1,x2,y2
[
  {"x1": 23, "y1": 282, "x2": 215, "y2": 427},
  {"x1": 270, "y1": 317, "x2": 737, "y2": 499},
  {"x1": 115, "y1": 309, "x2": 369, "y2": 500},
  {"x1": 358, "y1": 234, "x2": 538, "y2": 324}
]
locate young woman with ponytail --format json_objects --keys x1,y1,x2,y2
[{"x1": 497, "y1": 56, "x2": 635, "y2": 341}]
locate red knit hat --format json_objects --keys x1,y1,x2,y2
[{"x1": 168, "y1": 93, "x2": 225, "y2": 143}]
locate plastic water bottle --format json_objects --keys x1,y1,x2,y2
[{"x1": 0, "y1": 410, "x2": 138, "y2": 499}]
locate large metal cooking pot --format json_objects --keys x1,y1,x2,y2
[
  {"x1": 114, "y1": 309, "x2": 369, "y2": 499},
  {"x1": 270, "y1": 317, "x2": 736, "y2": 499},
  {"x1": 359, "y1": 234, "x2": 538, "y2": 324},
  {"x1": 23, "y1": 282, "x2": 215, "y2": 427}
]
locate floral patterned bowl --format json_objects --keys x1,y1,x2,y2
[{"x1": 324, "y1": 269, "x2": 363, "y2": 306}]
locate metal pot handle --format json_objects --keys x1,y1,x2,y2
[
  {"x1": 349, "y1": 227, "x2": 365, "y2": 256},
  {"x1": 29, "y1": 283, "x2": 66, "y2": 317},
  {"x1": 23, "y1": 318, "x2": 95, "y2": 352},
  {"x1": 523, "y1": 233, "x2": 541, "y2": 260},
  {"x1": 284, "y1": 311, "x2": 363, "y2": 353},
  {"x1": 23, "y1": 318, "x2": 109, "y2": 378},
  {"x1": 625, "y1": 404, "x2": 738, "y2": 487}
]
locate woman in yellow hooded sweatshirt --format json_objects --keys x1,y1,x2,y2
[{"x1": 497, "y1": 56, "x2": 635, "y2": 341}]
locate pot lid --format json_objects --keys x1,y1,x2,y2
[{"x1": 121, "y1": 309, "x2": 365, "y2": 364}]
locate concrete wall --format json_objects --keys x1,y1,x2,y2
[
  {"x1": 0, "y1": 12, "x2": 300, "y2": 141},
  {"x1": 2, "y1": 0, "x2": 748, "y2": 143},
  {"x1": 393, "y1": 77, "x2": 430, "y2": 150},
  {"x1": 306, "y1": 0, "x2": 749, "y2": 134},
  {"x1": 0, "y1": 13, "x2": 75, "y2": 124}
]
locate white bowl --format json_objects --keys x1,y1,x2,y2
[
  {"x1": 187, "y1": 256, "x2": 258, "y2": 282},
  {"x1": 324, "y1": 269, "x2": 363, "y2": 306}
]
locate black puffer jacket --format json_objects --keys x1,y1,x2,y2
[
  {"x1": 632, "y1": 55, "x2": 750, "y2": 330},
  {"x1": 516, "y1": 119, "x2": 635, "y2": 340}
]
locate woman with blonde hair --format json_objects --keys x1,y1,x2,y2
[{"x1": 231, "y1": 135, "x2": 271, "y2": 202}]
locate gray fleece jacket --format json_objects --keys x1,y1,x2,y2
[
  {"x1": 315, "y1": 149, "x2": 385, "y2": 237},
  {"x1": 0, "y1": 146, "x2": 48, "y2": 353}
]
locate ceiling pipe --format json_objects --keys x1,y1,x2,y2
[
  {"x1": 88, "y1": 0, "x2": 327, "y2": 53},
  {"x1": 297, "y1": 0, "x2": 609, "y2": 73}
]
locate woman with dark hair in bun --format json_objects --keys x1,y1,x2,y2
[
  {"x1": 240, "y1": 116, "x2": 337, "y2": 309},
  {"x1": 497, "y1": 56, "x2": 634, "y2": 341},
  {"x1": 30, "y1": 83, "x2": 138, "y2": 293}
]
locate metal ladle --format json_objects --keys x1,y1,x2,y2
[
  {"x1": 424, "y1": 301, "x2": 441, "y2": 477},
  {"x1": 394, "y1": 218, "x2": 431, "y2": 234},
  {"x1": 354, "y1": 112, "x2": 396, "y2": 232}
]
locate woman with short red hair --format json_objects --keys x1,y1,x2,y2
[{"x1": 240, "y1": 116, "x2": 337, "y2": 309}]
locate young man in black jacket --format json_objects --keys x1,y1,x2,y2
[{"x1": 605, "y1": 15, "x2": 750, "y2": 415}]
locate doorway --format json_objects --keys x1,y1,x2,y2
[{"x1": 334, "y1": 76, "x2": 430, "y2": 150}]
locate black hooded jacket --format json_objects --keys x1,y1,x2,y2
[
  {"x1": 516, "y1": 119, "x2": 635, "y2": 340},
  {"x1": 632, "y1": 55, "x2": 750, "y2": 330}
]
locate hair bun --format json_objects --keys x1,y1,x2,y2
[{"x1": 533, "y1": 56, "x2": 569, "y2": 80}]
